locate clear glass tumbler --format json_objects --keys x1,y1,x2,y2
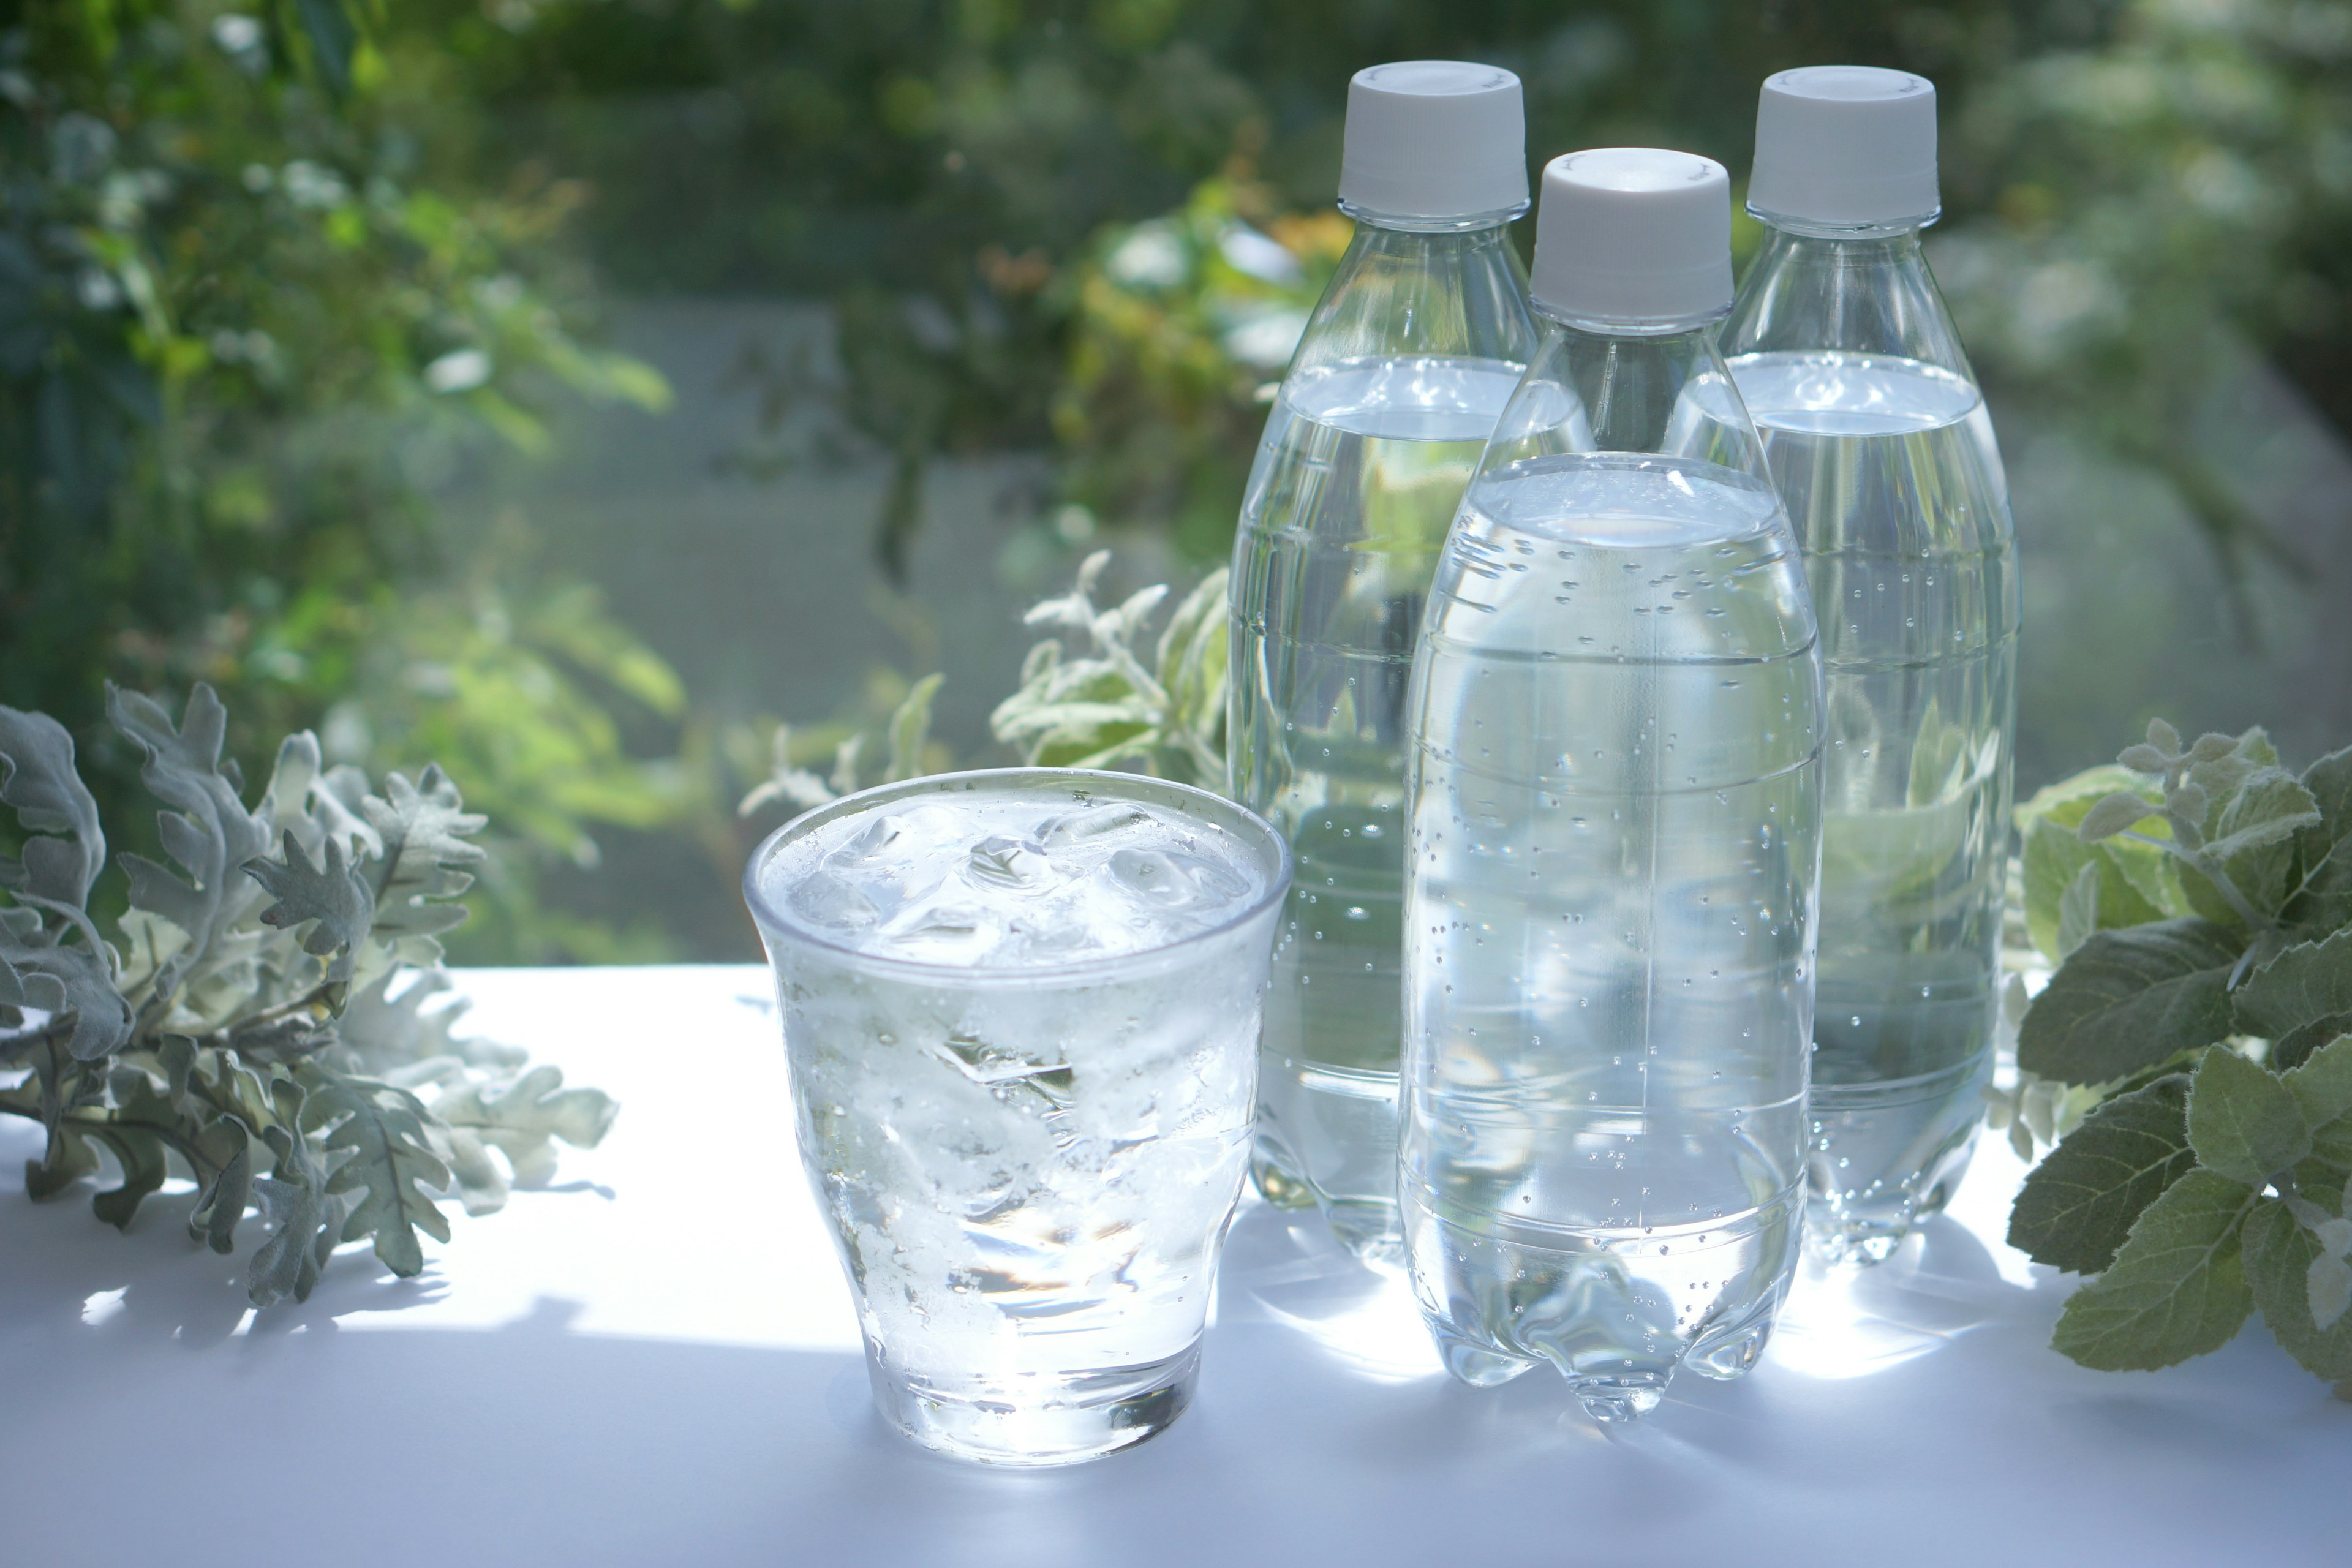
[{"x1": 743, "y1": 769, "x2": 1291, "y2": 1466}]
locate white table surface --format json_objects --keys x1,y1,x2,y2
[{"x1": 4, "y1": 965, "x2": 2343, "y2": 1567}]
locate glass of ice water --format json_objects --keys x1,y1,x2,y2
[{"x1": 743, "y1": 769, "x2": 1291, "y2": 1466}]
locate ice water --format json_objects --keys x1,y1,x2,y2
[
  {"x1": 1229, "y1": 355, "x2": 1522, "y2": 1260},
  {"x1": 1401, "y1": 454, "x2": 1822, "y2": 1419},
  {"x1": 1730, "y1": 350, "x2": 2018, "y2": 1264},
  {"x1": 753, "y1": 777, "x2": 1283, "y2": 1464}
]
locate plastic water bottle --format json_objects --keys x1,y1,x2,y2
[
  {"x1": 1228, "y1": 61, "x2": 1536, "y2": 1262},
  {"x1": 1721, "y1": 69, "x2": 2019, "y2": 1267},
  {"x1": 1399, "y1": 149, "x2": 1823, "y2": 1419}
]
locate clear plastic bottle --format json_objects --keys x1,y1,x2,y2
[
  {"x1": 1400, "y1": 149, "x2": 1823, "y2": 1420},
  {"x1": 1228, "y1": 62, "x2": 1536, "y2": 1263},
  {"x1": 1720, "y1": 67, "x2": 2019, "y2": 1266}
]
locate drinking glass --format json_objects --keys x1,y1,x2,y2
[{"x1": 744, "y1": 769, "x2": 1291, "y2": 1465}]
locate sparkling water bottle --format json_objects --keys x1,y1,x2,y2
[
  {"x1": 1400, "y1": 148, "x2": 1823, "y2": 1419},
  {"x1": 1228, "y1": 61, "x2": 1536, "y2": 1263},
  {"x1": 1721, "y1": 68, "x2": 2019, "y2": 1267}
]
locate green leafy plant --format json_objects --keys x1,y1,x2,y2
[
  {"x1": 1, "y1": 684, "x2": 613, "y2": 1306},
  {"x1": 2006, "y1": 718, "x2": 2352, "y2": 1389},
  {"x1": 736, "y1": 669, "x2": 948, "y2": 820},
  {"x1": 989, "y1": 549, "x2": 1227, "y2": 789}
]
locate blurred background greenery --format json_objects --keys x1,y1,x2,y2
[{"x1": 7, "y1": 0, "x2": 2351, "y2": 962}]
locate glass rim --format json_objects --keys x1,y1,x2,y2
[{"x1": 741, "y1": 767, "x2": 1294, "y2": 982}]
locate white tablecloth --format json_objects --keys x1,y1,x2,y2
[{"x1": 4, "y1": 966, "x2": 2342, "y2": 1567}]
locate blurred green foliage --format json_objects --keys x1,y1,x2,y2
[
  {"x1": 467, "y1": 0, "x2": 2352, "y2": 586},
  {"x1": 15, "y1": 0, "x2": 2352, "y2": 963},
  {"x1": 0, "y1": 0, "x2": 718, "y2": 960}
]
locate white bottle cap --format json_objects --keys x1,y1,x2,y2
[
  {"x1": 1748, "y1": 66, "x2": 1940, "y2": 228},
  {"x1": 1338, "y1": 61, "x2": 1528, "y2": 222},
  {"x1": 1528, "y1": 148, "x2": 1733, "y2": 328}
]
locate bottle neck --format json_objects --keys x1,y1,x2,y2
[
  {"x1": 1286, "y1": 214, "x2": 1537, "y2": 374},
  {"x1": 1719, "y1": 222, "x2": 1971, "y2": 373},
  {"x1": 1478, "y1": 315, "x2": 1770, "y2": 483}
]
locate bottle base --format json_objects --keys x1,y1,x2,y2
[
  {"x1": 867, "y1": 1347, "x2": 1198, "y2": 1467},
  {"x1": 1250, "y1": 1147, "x2": 1320, "y2": 1210},
  {"x1": 1250, "y1": 1132, "x2": 1404, "y2": 1264},
  {"x1": 1403, "y1": 1182, "x2": 1802, "y2": 1419},
  {"x1": 1805, "y1": 1053, "x2": 1992, "y2": 1268}
]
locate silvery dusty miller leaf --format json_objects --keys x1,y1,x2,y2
[
  {"x1": 2051, "y1": 1169, "x2": 2257, "y2": 1371},
  {"x1": 2008, "y1": 1074, "x2": 2195, "y2": 1274},
  {"x1": 0, "y1": 705, "x2": 106, "y2": 911},
  {"x1": 107, "y1": 683, "x2": 273, "y2": 995},
  {"x1": 2018, "y1": 918, "x2": 2242, "y2": 1087},
  {"x1": 431, "y1": 1063, "x2": 618, "y2": 1213},
  {"x1": 0, "y1": 940, "x2": 134, "y2": 1061},
  {"x1": 244, "y1": 829, "x2": 374, "y2": 968},
  {"x1": 361, "y1": 766, "x2": 486, "y2": 962},
  {"x1": 307, "y1": 1074, "x2": 452, "y2": 1276}
]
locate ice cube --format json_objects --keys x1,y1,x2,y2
[
  {"x1": 1107, "y1": 847, "x2": 1193, "y2": 908},
  {"x1": 1000, "y1": 917, "x2": 1098, "y2": 963},
  {"x1": 835, "y1": 814, "x2": 903, "y2": 861},
  {"x1": 788, "y1": 869, "x2": 880, "y2": 930},
  {"x1": 967, "y1": 834, "x2": 1051, "y2": 891},
  {"x1": 878, "y1": 903, "x2": 1003, "y2": 962},
  {"x1": 1039, "y1": 804, "x2": 1153, "y2": 848},
  {"x1": 1112, "y1": 845, "x2": 1247, "y2": 911}
]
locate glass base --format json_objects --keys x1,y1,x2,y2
[{"x1": 867, "y1": 1347, "x2": 1199, "y2": 1467}]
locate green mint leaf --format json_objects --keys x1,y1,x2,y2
[
  {"x1": 2274, "y1": 1017, "x2": 2352, "y2": 1072},
  {"x1": 2186, "y1": 1046, "x2": 2310, "y2": 1188},
  {"x1": 2146, "y1": 718, "x2": 2184, "y2": 756},
  {"x1": 2018, "y1": 918, "x2": 2242, "y2": 1086},
  {"x1": 0, "y1": 705, "x2": 105, "y2": 913},
  {"x1": 2007, "y1": 1075, "x2": 2195, "y2": 1273},
  {"x1": 2282, "y1": 1035, "x2": 2352, "y2": 1172},
  {"x1": 306, "y1": 1071, "x2": 453, "y2": 1276},
  {"x1": 2020, "y1": 779, "x2": 2175, "y2": 963},
  {"x1": 2244, "y1": 1199, "x2": 2352, "y2": 1384},
  {"x1": 2235, "y1": 927, "x2": 2352, "y2": 1049},
  {"x1": 2058, "y1": 862, "x2": 2101, "y2": 960},
  {"x1": 244, "y1": 829, "x2": 375, "y2": 975},
  {"x1": 2312, "y1": 1254, "x2": 2352, "y2": 1332},
  {"x1": 2283, "y1": 745, "x2": 2352, "y2": 933},
  {"x1": 2078, "y1": 791, "x2": 2161, "y2": 842},
  {"x1": 2179, "y1": 761, "x2": 2317, "y2": 927},
  {"x1": 2050, "y1": 1169, "x2": 2256, "y2": 1371}
]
